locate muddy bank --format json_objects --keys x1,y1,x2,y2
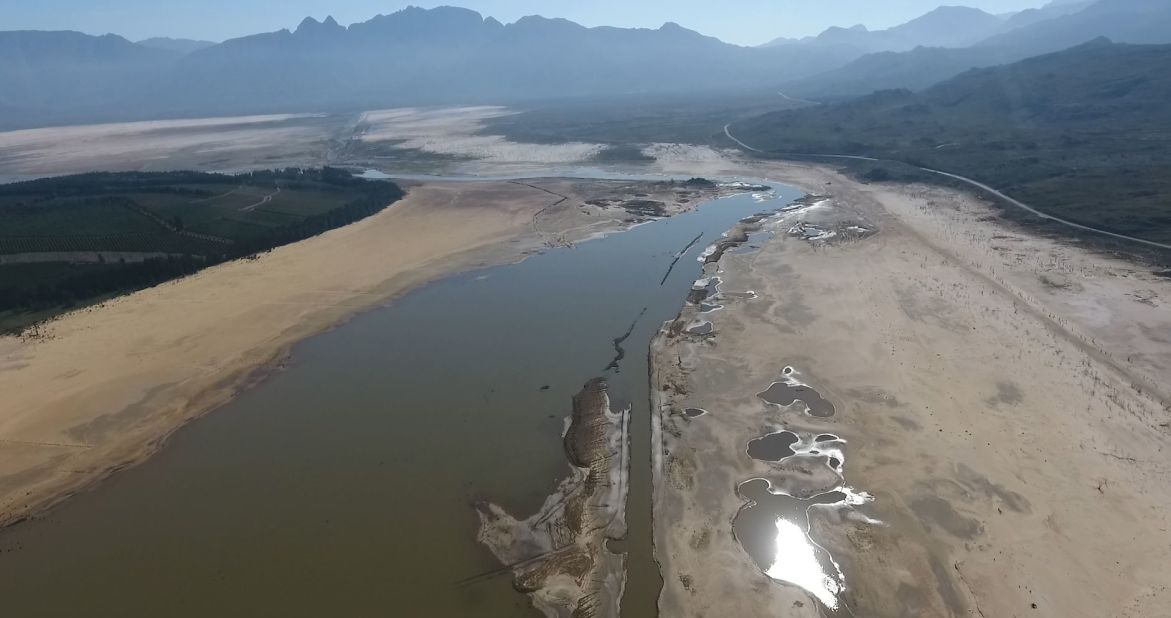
[
  {"x1": 651, "y1": 192, "x2": 878, "y2": 617},
  {"x1": 477, "y1": 378, "x2": 629, "y2": 617},
  {"x1": 649, "y1": 160, "x2": 1171, "y2": 617}
]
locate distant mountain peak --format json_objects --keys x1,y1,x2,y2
[
  {"x1": 1078, "y1": 34, "x2": 1117, "y2": 47},
  {"x1": 509, "y1": 14, "x2": 587, "y2": 34},
  {"x1": 398, "y1": 5, "x2": 486, "y2": 21},
  {"x1": 295, "y1": 16, "x2": 345, "y2": 36},
  {"x1": 359, "y1": 5, "x2": 491, "y2": 33},
  {"x1": 901, "y1": 5, "x2": 1000, "y2": 25},
  {"x1": 807, "y1": 6, "x2": 1005, "y2": 51},
  {"x1": 514, "y1": 15, "x2": 576, "y2": 26},
  {"x1": 930, "y1": 5, "x2": 994, "y2": 14},
  {"x1": 658, "y1": 21, "x2": 706, "y2": 38}
]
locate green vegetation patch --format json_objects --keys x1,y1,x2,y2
[{"x1": 0, "y1": 168, "x2": 404, "y2": 332}]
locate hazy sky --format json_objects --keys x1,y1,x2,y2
[{"x1": 9, "y1": 0, "x2": 1051, "y2": 46}]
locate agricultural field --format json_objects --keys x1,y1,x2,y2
[{"x1": 0, "y1": 168, "x2": 404, "y2": 331}]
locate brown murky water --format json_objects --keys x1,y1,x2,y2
[{"x1": 0, "y1": 177, "x2": 799, "y2": 617}]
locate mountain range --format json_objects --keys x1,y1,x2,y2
[
  {"x1": 0, "y1": 0, "x2": 1168, "y2": 130},
  {"x1": 764, "y1": 5, "x2": 1007, "y2": 52},
  {"x1": 760, "y1": 0, "x2": 1094, "y2": 52},
  {"x1": 735, "y1": 38, "x2": 1171, "y2": 243},
  {"x1": 785, "y1": 0, "x2": 1171, "y2": 99},
  {"x1": 144, "y1": 9, "x2": 859, "y2": 118}
]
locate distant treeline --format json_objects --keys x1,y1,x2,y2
[
  {"x1": 0, "y1": 166, "x2": 367, "y2": 200},
  {"x1": 0, "y1": 168, "x2": 404, "y2": 327},
  {"x1": 0, "y1": 256, "x2": 209, "y2": 312}
]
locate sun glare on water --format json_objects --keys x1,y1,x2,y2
[{"x1": 765, "y1": 518, "x2": 842, "y2": 610}]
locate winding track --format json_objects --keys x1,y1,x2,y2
[
  {"x1": 239, "y1": 186, "x2": 282, "y2": 212},
  {"x1": 723, "y1": 123, "x2": 1171, "y2": 252}
]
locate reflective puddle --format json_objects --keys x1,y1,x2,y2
[
  {"x1": 746, "y1": 431, "x2": 800, "y2": 461},
  {"x1": 685, "y1": 321, "x2": 714, "y2": 336},
  {"x1": 733, "y1": 369, "x2": 874, "y2": 613},
  {"x1": 733, "y1": 478, "x2": 852, "y2": 611},
  {"x1": 757, "y1": 368, "x2": 836, "y2": 418}
]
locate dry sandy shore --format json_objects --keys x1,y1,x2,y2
[
  {"x1": 0, "y1": 113, "x2": 348, "y2": 176},
  {"x1": 0, "y1": 106, "x2": 606, "y2": 178},
  {"x1": 651, "y1": 159, "x2": 1171, "y2": 617},
  {"x1": 0, "y1": 177, "x2": 714, "y2": 528}
]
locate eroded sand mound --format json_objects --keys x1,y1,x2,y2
[{"x1": 477, "y1": 378, "x2": 630, "y2": 618}]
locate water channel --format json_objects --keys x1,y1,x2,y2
[{"x1": 0, "y1": 173, "x2": 801, "y2": 617}]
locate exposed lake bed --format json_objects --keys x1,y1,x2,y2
[
  {"x1": 2, "y1": 104, "x2": 1171, "y2": 618},
  {"x1": 650, "y1": 158, "x2": 1171, "y2": 618}
]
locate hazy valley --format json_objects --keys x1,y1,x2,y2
[{"x1": 1, "y1": 1, "x2": 1170, "y2": 617}]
